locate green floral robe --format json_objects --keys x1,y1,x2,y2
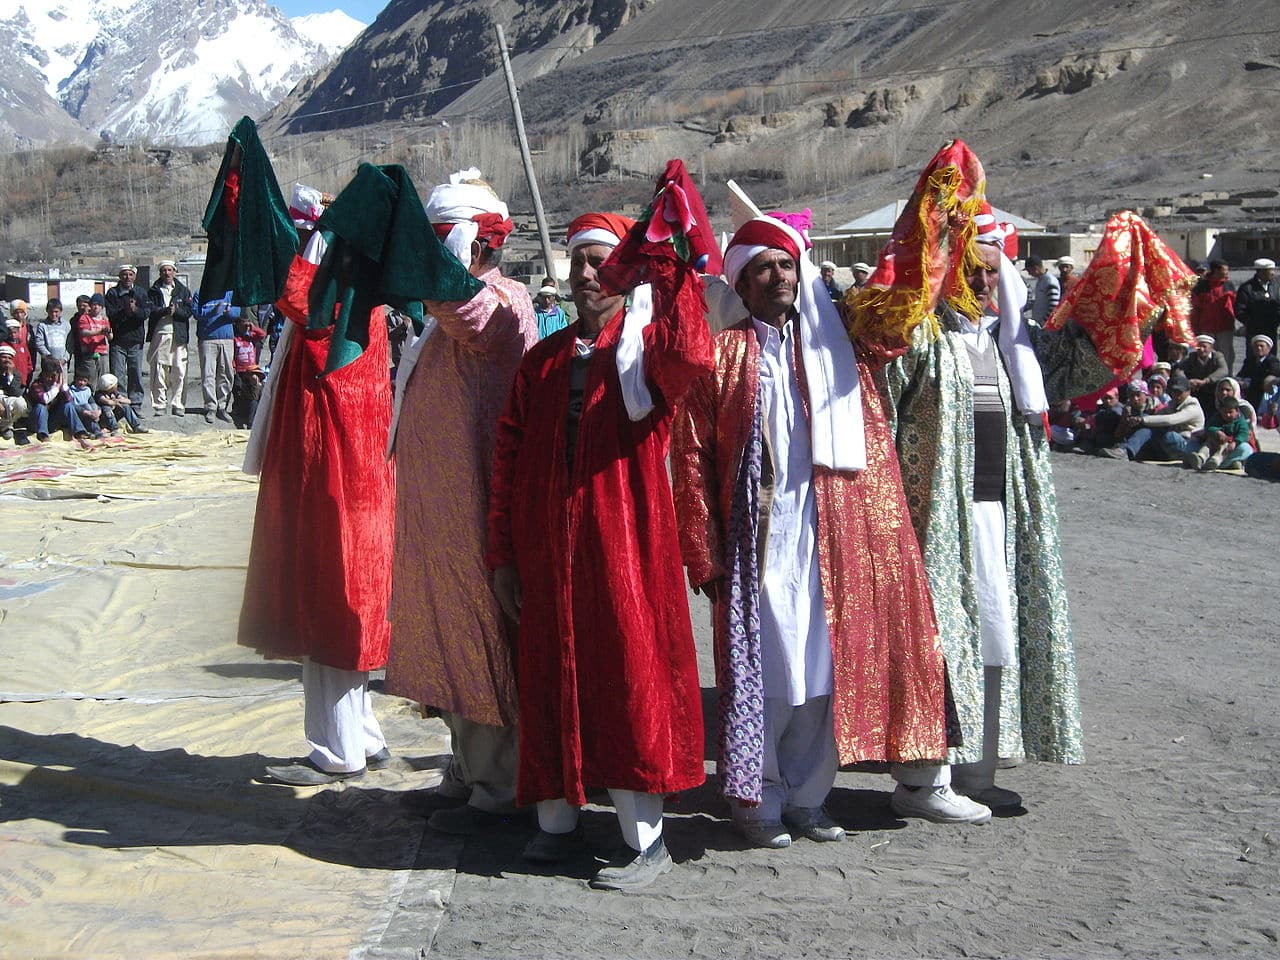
[{"x1": 877, "y1": 308, "x2": 1085, "y2": 765}]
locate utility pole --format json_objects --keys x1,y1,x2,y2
[{"x1": 495, "y1": 22, "x2": 558, "y2": 285}]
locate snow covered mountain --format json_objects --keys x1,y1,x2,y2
[{"x1": 0, "y1": 0, "x2": 365, "y2": 147}]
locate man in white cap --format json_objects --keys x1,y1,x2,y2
[
  {"x1": 672, "y1": 212, "x2": 955, "y2": 847},
  {"x1": 487, "y1": 208, "x2": 710, "y2": 890},
  {"x1": 147, "y1": 261, "x2": 195, "y2": 416},
  {"x1": 1184, "y1": 333, "x2": 1229, "y2": 408},
  {"x1": 1235, "y1": 258, "x2": 1279, "y2": 355},
  {"x1": 850, "y1": 261, "x2": 872, "y2": 291},
  {"x1": 1237, "y1": 333, "x2": 1280, "y2": 410},
  {"x1": 818, "y1": 260, "x2": 843, "y2": 302},
  {"x1": 105, "y1": 265, "x2": 150, "y2": 408},
  {"x1": 533, "y1": 284, "x2": 568, "y2": 339},
  {"x1": 1056, "y1": 255, "x2": 1076, "y2": 296},
  {"x1": 384, "y1": 168, "x2": 538, "y2": 836},
  {"x1": 0, "y1": 343, "x2": 29, "y2": 441}
]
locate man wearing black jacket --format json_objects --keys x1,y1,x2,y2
[
  {"x1": 1235, "y1": 258, "x2": 1279, "y2": 355},
  {"x1": 148, "y1": 260, "x2": 194, "y2": 416},
  {"x1": 105, "y1": 265, "x2": 151, "y2": 407}
]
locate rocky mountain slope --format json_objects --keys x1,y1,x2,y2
[
  {"x1": 262, "y1": 0, "x2": 1280, "y2": 229},
  {"x1": 0, "y1": 0, "x2": 364, "y2": 148}
]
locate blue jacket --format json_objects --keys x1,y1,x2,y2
[{"x1": 197, "y1": 291, "x2": 241, "y2": 341}]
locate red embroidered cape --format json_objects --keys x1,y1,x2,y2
[{"x1": 486, "y1": 287, "x2": 712, "y2": 806}]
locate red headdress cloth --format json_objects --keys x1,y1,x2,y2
[
  {"x1": 567, "y1": 212, "x2": 637, "y2": 252},
  {"x1": 845, "y1": 139, "x2": 987, "y2": 348},
  {"x1": 1045, "y1": 210, "x2": 1195, "y2": 376}
]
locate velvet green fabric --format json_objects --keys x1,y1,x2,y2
[
  {"x1": 310, "y1": 163, "x2": 483, "y2": 373},
  {"x1": 200, "y1": 116, "x2": 298, "y2": 308}
]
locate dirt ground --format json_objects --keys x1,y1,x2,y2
[{"x1": 2, "y1": 425, "x2": 1278, "y2": 958}]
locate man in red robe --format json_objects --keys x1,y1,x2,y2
[
  {"x1": 673, "y1": 215, "x2": 957, "y2": 848},
  {"x1": 487, "y1": 211, "x2": 711, "y2": 891}
]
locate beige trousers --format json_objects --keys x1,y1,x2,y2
[{"x1": 149, "y1": 326, "x2": 188, "y2": 412}]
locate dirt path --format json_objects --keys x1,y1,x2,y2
[{"x1": 416, "y1": 452, "x2": 1280, "y2": 959}]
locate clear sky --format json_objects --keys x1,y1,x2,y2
[{"x1": 273, "y1": 0, "x2": 385, "y2": 23}]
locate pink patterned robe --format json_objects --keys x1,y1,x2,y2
[{"x1": 385, "y1": 268, "x2": 538, "y2": 726}]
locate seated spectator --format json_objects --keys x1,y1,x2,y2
[
  {"x1": 26, "y1": 357, "x2": 92, "y2": 448},
  {"x1": 1166, "y1": 340, "x2": 1191, "y2": 371},
  {"x1": 1237, "y1": 334, "x2": 1280, "y2": 417},
  {"x1": 231, "y1": 315, "x2": 267, "y2": 430},
  {"x1": 1134, "y1": 372, "x2": 1204, "y2": 459},
  {"x1": 95, "y1": 372, "x2": 148, "y2": 435},
  {"x1": 1077, "y1": 385, "x2": 1124, "y2": 452},
  {"x1": 1215, "y1": 377, "x2": 1258, "y2": 433},
  {"x1": 1187, "y1": 395, "x2": 1252, "y2": 471},
  {"x1": 1183, "y1": 334, "x2": 1229, "y2": 408},
  {"x1": 68, "y1": 371, "x2": 104, "y2": 438},
  {"x1": 850, "y1": 261, "x2": 872, "y2": 290},
  {"x1": 1047, "y1": 398, "x2": 1084, "y2": 451},
  {"x1": 533, "y1": 284, "x2": 569, "y2": 340},
  {"x1": 1146, "y1": 373, "x2": 1172, "y2": 412},
  {"x1": 0, "y1": 344, "x2": 29, "y2": 443},
  {"x1": 34, "y1": 299, "x2": 72, "y2": 373},
  {"x1": 1098, "y1": 381, "x2": 1159, "y2": 460}
]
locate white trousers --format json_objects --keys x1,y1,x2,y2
[
  {"x1": 733, "y1": 695, "x2": 838, "y2": 823},
  {"x1": 537, "y1": 790, "x2": 665, "y2": 853},
  {"x1": 302, "y1": 658, "x2": 387, "y2": 774},
  {"x1": 892, "y1": 665, "x2": 1003, "y2": 789},
  {"x1": 199, "y1": 339, "x2": 233, "y2": 412},
  {"x1": 441, "y1": 711, "x2": 518, "y2": 813},
  {"x1": 972, "y1": 500, "x2": 1016, "y2": 666},
  {"x1": 149, "y1": 327, "x2": 188, "y2": 411}
]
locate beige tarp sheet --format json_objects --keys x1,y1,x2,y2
[{"x1": 0, "y1": 432, "x2": 453, "y2": 958}]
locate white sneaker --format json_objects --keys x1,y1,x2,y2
[{"x1": 891, "y1": 784, "x2": 992, "y2": 824}]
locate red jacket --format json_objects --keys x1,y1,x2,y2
[
  {"x1": 1191, "y1": 278, "x2": 1236, "y2": 335},
  {"x1": 487, "y1": 281, "x2": 711, "y2": 806}
]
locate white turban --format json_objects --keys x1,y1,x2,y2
[{"x1": 424, "y1": 168, "x2": 510, "y2": 263}]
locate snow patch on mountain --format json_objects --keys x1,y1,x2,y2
[{"x1": 291, "y1": 10, "x2": 366, "y2": 57}]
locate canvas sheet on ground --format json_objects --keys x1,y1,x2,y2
[{"x1": 0, "y1": 432, "x2": 449, "y2": 958}]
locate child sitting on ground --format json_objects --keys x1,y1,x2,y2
[
  {"x1": 1188, "y1": 395, "x2": 1251, "y2": 471},
  {"x1": 95, "y1": 373, "x2": 148, "y2": 435},
  {"x1": 68, "y1": 371, "x2": 104, "y2": 437}
]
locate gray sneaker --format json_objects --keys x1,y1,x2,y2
[
  {"x1": 588, "y1": 838, "x2": 673, "y2": 891},
  {"x1": 890, "y1": 784, "x2": 991, "y2": 824},
  {"x1": 782, "y1": 806, "x2": 846, "y2": 842}
]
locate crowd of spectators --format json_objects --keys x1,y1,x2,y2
[
  {"x1": 1046, "y1": 257, "x2": 1280, "y2": 480},
  {"x1": 0, "y1": 263, "x2": 271, "y2": 445}
]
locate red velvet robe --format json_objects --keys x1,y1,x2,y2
[
  {"x1": 486, "y1": 298, "x2": 712, "y2": 806},
  {"x1": 238, "y1": 256, "x2": 395, "y2": 672},
  {"x1": 672, "y1": 322, "x2": 948, "y2": 766}
]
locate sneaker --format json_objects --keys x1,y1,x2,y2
[
  {"x1": 1199, "y1": 454, "x2": 1223, "y2": 472},
  {"x1": 523, "y1": 827, "x2": 586, "y2": 863},
  {"x1": 890, "y1": 784, "x2": 991, "y2": 824},
  {"x1": 133, "y1": 425, "x2": 150, "y2": 434},
  {"x1": 205, "y1": 411, "x2": 215, "y2": 424},
  {"x1": 734, "y1": 819, "x2": 792, "y2": 848},
  {"x1": 216, "y1": 408, "x2": 232, "y2": 422},
  {"x1": 956, "y1": 784, "x2": 1024, "y2": 809},
  {"x1": 365, "y1": 747, "x2": 392, "y2": 771},
  {"x1": 426, "y1": 803, "x2": 509, "y2": 836},
  {"x1": 588, "y1": 838, "x2": 673, "y2": 891},
  {"x1": 1182, "y1": 452, "x2": 1204, "y2": 469},
  {"x1": 781, "y1": 807, "x2": 846, "y2": 842},
  {"x1": 171, "y1": 406, "x2": 185, "y2": 417},
  {"x1": 1096, "y1": 445, "x2": 1128, "y2": 460}
]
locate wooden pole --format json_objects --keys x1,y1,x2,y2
[{"x1": 495, "y1": 22, "x2": 558, "y2": 285}]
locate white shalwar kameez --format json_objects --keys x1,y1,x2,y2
[
  {"x1": 302, "y1": 658, "x2": 388, "y2": 774},
  {"x1": 733, "y1": 317, "x2": 838, "y2": 824}
]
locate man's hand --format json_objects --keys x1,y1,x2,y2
[
  {"x1": 693, "y1": 577, "x2": 724, "y2": 604},
  {"x1": 493, "y1": 565, "x2": 523, "y2": 622}
]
